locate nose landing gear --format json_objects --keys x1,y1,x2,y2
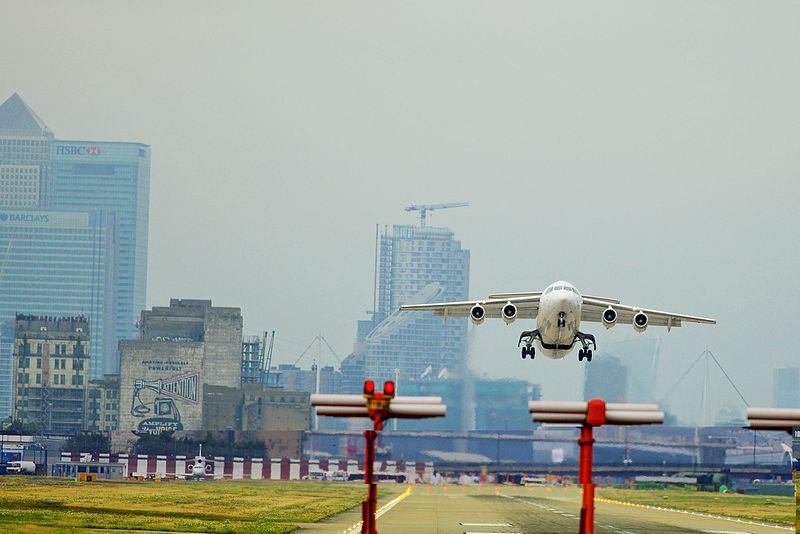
[{"x1": 557, "y1": 311, "x2": 566, "y2": 328}]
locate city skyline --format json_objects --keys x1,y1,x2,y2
[
  {"x1": 1, "y1": 2, "x2": 798, "y2": 425},
  {"x1": 0, "y1": 93, "x2": 150, "y2": 401}
]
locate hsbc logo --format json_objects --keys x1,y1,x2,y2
[{"x1": 55, "y1": 145, "x2": 102, "y2": 156}]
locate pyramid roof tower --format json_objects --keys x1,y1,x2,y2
[{"x1": 0, "y1": 93, "x2": 53, "y2": 136}]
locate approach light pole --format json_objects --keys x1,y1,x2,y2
[
  {"x1": 529, "y1": 400, "x2": 664, "y2": 534},
  {"x1": 312, "y1": 381, "x2": 446, "y2": 534},
  {"x1": 746, "y1": 407, "x2": 800, "y2": 473}
]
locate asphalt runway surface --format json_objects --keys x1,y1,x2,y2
[{"x1": 303, "y1": 484, "x2": 793, "y2": 534}]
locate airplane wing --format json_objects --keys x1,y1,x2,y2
[
  {"x1": 400, "y1": 295, "x2": 541, "y2": 320},
  {"x1": 581, "y1": 297, "x2": 716, "y2": 329}
]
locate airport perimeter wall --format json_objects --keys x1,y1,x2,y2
[{"x1": 59, "y1": 451, "x2": 433, "y2": 481}]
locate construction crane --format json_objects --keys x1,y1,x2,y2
[
  {"x1": 404, "y1": 202, "x2": 468, "y2": 227},
  {"x1": 260, "y1": 331, "x2": 275, "y2": 388}
]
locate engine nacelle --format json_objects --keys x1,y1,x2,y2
[
  {"x1": 470, "y1": 303, "x2": 486, "y2": 325},
  {"x1": 602, "y1": 306, "x2": 617, "y2": 329},
  {"x1": 633, "y1": 311, "x2": 649, "y2": 332},
  {"x1": 501, "y1": 302, "x2": 517, "y2": 324}
]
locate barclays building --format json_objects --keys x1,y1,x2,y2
[{"x1": 0, "y1": 209, "x2": 116, "y2": 415}]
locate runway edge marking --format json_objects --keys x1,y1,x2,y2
[{"x1": 594, "y1": 497, "x2": 793, "y2": 531}]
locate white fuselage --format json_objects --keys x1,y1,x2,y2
[
  {"x1": 187, "y1": 455, "x2": 212, "y2": 479},
  {"x1": 535, "y1": 280, "x2": 582, "y2": 359}
]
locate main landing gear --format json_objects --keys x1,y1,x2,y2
[
  {"x1": 576, "y1": 331, "x2": 597, "y2": 362},
  {"x1": 518, "y1": 329, "x2": 542, "y2": 360}
]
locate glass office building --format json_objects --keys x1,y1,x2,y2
[
  {"x1": 0, "y1": 209, "x2": 115, "y2": 415},
  {"x1": 0, "y1": 93, "x2": 53, "y2": 209},
  {"x1": 1, "y1": 94, "x2": 150, "y2": 384},
  {"x1": 773, "y1": 368, "x2": 800, "y2": 408},
  {"x1": 342, "y1": 225, "x2": 470, "y2": 392},
  {"x1": 51, "y1": 140, "x2": 150, "y2": 374}
]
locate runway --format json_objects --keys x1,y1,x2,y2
[{"x1": 304, "y1": 485, "x2": 792, "y2": 534}]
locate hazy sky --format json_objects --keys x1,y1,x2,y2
[{"x1": 2, "y1": 1, "x2": 798, "y2": 423}]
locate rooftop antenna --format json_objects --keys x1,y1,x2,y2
[{"x1": 404, "y1": 202, "x2": 469, "y2": 227}]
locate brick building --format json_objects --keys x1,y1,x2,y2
[{"x1": 12, "y1": 314, "x2": 90, "y2": 432}]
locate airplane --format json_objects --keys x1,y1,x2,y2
[
  {"x1": 185, "y1": 444, "x2": 215, "y2": 480},
  {"x1": 399, "y1": 280, "x2": 715, "y2": 362}
]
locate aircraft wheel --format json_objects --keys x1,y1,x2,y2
[
  {"x1": 586, "y1": 350, "x2": 593, "y2": 362},
  {"x1": 530, "y1": 347, "x2": 535, "y2": 359},
  {"x1": 578, "y1": 349, "x2": 584, "y2": 361},
  {"x1": 521, "y1": 347, "x2": 527, "y2": 359}
]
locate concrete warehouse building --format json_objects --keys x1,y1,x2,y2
[{"x1": 118, "y1": 299, "x2": 243, "y2": 435}]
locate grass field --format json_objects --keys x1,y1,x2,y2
[
  {"x1": 596, "y1": 486, "x2": 795, "y2": 526},
  {"x1": 795, "y1": 472, "x2": 798, "y2": 532},
  {"x1": 0, "y1": 476, "x2": 369, "y2": 533}
]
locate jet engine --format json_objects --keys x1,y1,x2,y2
[
  {"x1": 501, "y1": 302, "x2": 517, "y2": 324},
  {"x1": 633, "y1": 311, "x2": 649, "y2": 332},
  {"x1": 602, "y1": 306, "x2": 617, "y2": 329},
  {"x1": 470, "y1": 304, "x2": 486, "y2": 325}
]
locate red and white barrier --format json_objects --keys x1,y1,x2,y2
[{"x1": 59, "y1": 452, "x2": 433, "y2": 481}]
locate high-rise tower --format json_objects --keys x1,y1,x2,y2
[
  {"x1": 0, "y1": 93, "x2": 149, "y2": 413},
  {"x1": 342, "y1": 224, "x2": 470, "y2": 392},
  {"x1": 0, "y1": 93, "x2": 53, "y2": 208},
  {"x1": 51, "y1": 139, "x2": 150, "y2": 367}
]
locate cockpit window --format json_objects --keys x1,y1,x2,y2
[
  {"x1": 554, "y1": 286, "x2": 563, "y2": 291},
  {"x1": 545, "y1": 287, "x2": 554, "y2": 294}
]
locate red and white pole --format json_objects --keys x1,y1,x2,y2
[
  {"x1": 362, "y1": 429, "x2": 378, "y2": 534},
  {"x1": 579, "y1": 399, "x2": 606, "y2": 534},
  {"x1": 578, "y1": 424, "x2": 595, "y2": 534}
]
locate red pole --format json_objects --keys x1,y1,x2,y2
[
  {"x1": 577, "y1": 424, "x2": 595, "y2": 534},
  {"x1": 362, "y1": 429, "x2": 377, "y2": 534}
]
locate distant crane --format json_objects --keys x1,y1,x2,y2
[
  {"x1": 260, "y1": 331, "x2": 275, "y2": 388},
  {"x1": 404, "y1": 202, "x2": 468, "y2": 227}
]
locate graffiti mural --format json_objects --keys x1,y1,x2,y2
[{"x1": 130, "y1": 373, "x2": 199, "y2": 435}]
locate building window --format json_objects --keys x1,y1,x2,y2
[
  {"x1": 36, "y1": 374, "x2": 41, "y2": 384},
  {"x1": 36, "y1": 359, "x2": 41, "y2": 369},
  {"x1": 72, "y1": 375, "x2": 84, "y2": 386}
]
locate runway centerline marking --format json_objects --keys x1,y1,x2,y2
[
  {"x1": 343, "y1": 486, "x2": 414, "y2": 534},
  {"x1": 460, "y1": 523, "x2": 512, "y2": 527}
]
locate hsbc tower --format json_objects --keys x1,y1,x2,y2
[{"x1": 51, "y1": 140, "x2": 151, "y2": 376}]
